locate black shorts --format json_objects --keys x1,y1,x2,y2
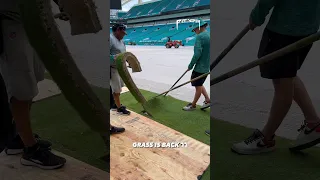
[
  {"x1": 258, "y1": 28, "x2": 313, "y2": 79},
  {"x1": 191, "y1": 71, "x2": 208, "y2": 86}
]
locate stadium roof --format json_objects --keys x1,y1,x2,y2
[{"x1": 122, "y1": 0, "x2": 154, "y2": 11}]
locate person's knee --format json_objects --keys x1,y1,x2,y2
[
  {"x1": 195, "y1": 86, "x2": 202, "y2": 91},
  {"x1": 272, "y1": 78, "x2": 294, "y2": 96}
]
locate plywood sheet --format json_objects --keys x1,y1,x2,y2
[
  {"x1": 110, "y1": 110, "x2": 210, "y2": 180},
  {"x1": 0, "y1": 150, "x2": 109, "y2": 180}
]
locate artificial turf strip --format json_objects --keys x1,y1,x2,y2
[{"x1": 211, "y1": 118, "x2": 320, "y2": 180}]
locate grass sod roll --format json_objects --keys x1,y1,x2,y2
[
  {"x1": 116, "y1": 52, "x2": 195, "y2": 116},
  {"x1": 19, "y1": 0, "x2": 109, "y2": 133},
  {"x1": 115, "y1": 52, "x2": 152, "y2": 113}
]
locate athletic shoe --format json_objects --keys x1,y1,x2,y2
[
  {"x1": 111, "y1": 104, "x2": 126, "y2": 111},
  {"x1": 202, "y1": 101, "x2": 210, "y2": 109},
  {"x1": 231, "y1": 129, "x2": 275, "y2": 155},
  {"x1": 110, "y1": 126, "x2": 125, "y2": 134},
  {"x1": 205, "y1": 130, "x2": 210, "y2": 136},
  {"x1": 117, "y1": 106, "x2": 130, "y2": 115},
  {"x1": 289, "y1": 121, "x2": 320, "y2": 151},
  {"x1": 111, "y1": 103, "x2": 117, "y2": 111},
  {"x1": 21, "y1": 143, "x2": 66, "y2": 170},
  {"x1": 183, "y1": 103, "x2": 196, "y2": 111},
  {"x1": 5, "y1": 134, "x2": 52, "y2": 155}
]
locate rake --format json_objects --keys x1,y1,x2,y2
[
  {"x1": 210, "y1": 31, "x2": 320, "y2": 86},
  {"x1": 150, "y1": 24, "x2": 250, "y2": 100}
]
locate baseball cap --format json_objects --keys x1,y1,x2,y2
[
  {"x1": 191, "y1": 18, "x2": 208, "y2": 32},
  {"x1": 112, "y1": 23, "x2": 127, "y2": 34}
]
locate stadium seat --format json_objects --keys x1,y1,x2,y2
[
  {"x1": 118, "y1": 0, "x2": 210, "y2": 19},
  {"x1": 110, "y1": 20, "x2": 210, "y2": 46}
]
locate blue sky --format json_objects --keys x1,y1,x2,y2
[{"x1": 122, "y1": 0, "x2": 153, "y2": 11}]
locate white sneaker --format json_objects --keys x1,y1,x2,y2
[
  {"x1": 201, "y1": 101, "x2": 210, "y2": 109},
  {"x1": 231, "y1": 129, "x2": 275, "y2": 155},
  {"x1": 183, "y1": 103, "x2": 196, "y2": 111},
  {"x1": 290, "y1": 121, "x2": 320, "y2": 151}
]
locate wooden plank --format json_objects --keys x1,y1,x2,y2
[
  {"x1": 34, "y1": 79, "x2": 61, "y2": 102},
  {"x1": 0, "y1": 150, "x2": 109, "y2": 180},
  {"x1": 110, "y1": 110, "x2": 210, "y2": 180}
]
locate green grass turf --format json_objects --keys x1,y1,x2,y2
[
  {"x1": 212, "y1": 118, "x2": 320, "y2": 180},
  {"x1": 31, "y1": 87, "x2": 108, "y2": 171},
  {"x1": 33, "y1": 74, "x2": 210, "y2": 177},
  {"x1": 120, "y1": 90, "x2": 210, "y2": 145}
]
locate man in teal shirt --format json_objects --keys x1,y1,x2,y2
[
  {"x1": 232, "y1": 0, "x2": 320, "y2": 155},
  {"x1": 183, "y1": 19, "x2": 210, "y2": 111}
]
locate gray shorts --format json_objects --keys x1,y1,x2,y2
[
  {"x1": 110, "y1": 67, "x2": 124, "y2": 94},
  {"x1": 0, "y1": 19, "x2": 45, "y2": 101}
]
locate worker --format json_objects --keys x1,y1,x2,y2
[{"x1": 183, "y1": 19, "x2": 211, "y2": 111}]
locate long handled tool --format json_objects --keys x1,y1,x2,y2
[
  {"x1": 164, "y1": 70, "x2": 188, "y2": 96},
  {"x1": 210, "y1": 31, "x2": 320, "y2": 86},
  {"x1": 210, "y1": 24, "x2": 250, "y2": 71},
  {"x1": 150, "y1": 72, "x2": 210, "y2": 100},
  {"x1": 152, "y1": 25, "x2": 250, "y2": 100}
]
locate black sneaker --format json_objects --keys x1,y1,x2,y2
[
  {"x1": 205, "y1": 130, "x2": 210, "y2": 136},
  {"x1": 110, "y1": 126, "x2": 125, "y2": 134},
  {"x1": 21, "y1": 144, "x2": 66, "y2": 170},
  {"x1": 111, "y1": 104, "x2": 126, "y2": 111},
  {"x1": 5, "y1": 134, "x2": 52, "y2": 155},
  {"x1": 111, "y1": 103, "x2": 117, "y2": 111},
  {"x1": 117, "y1": 106, "x2": 130, "y2": 115}
]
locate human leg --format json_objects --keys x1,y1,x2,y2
[
  {"x1": 232, "y1": 28, "x2": 313, "y2": 154},
  {"x1": 202, "y1": 86, "x2": 210, "y2": 103},
  {"x1": 110, "y1": 68, "x2": 130, "y2": 115},
  {"x1": 191, "y1": 86, "x2": 202, "y2": 107},
  {"x1": 1, "y1": 19, "x2": 65, "y2": 169},
  {"x1": 183, "y1": 71, "x2": 208, "y2": 111}
]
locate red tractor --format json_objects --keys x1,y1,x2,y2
[{"x1": 165, "y1": 40, "x2": 180, "y2": 48}]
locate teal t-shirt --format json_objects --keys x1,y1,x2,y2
[
  {"x1": 250, "y1": 0, "x2": 320, "y2": 36},
  {"x1": 188, "y1": 31, "x2": 210, "y2": 73}
]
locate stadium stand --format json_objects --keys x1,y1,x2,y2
[
  {"x1": 122, "y1": 0, "x2": 209, "y2": 19},
  {"x1": 110, "y1": 20, "x2": 210, "y2": 46},
  {"x1": 110, "y1": 0, "x2": 210, "y2": 46}
]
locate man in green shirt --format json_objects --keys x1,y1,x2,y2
[
  {"x1": 232, "y1": 0, "x2": 320, "y2": 155},
  {"x1": 183, "y1": 19, "x2": 211, "y2": 111}
]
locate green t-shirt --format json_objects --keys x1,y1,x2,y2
[
  {"x1": 250, "y1": 0, "x2": 320, "y2": 36},
  {"x1": 188, "y1": 31, "x2": 210, "y2": 74}
]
